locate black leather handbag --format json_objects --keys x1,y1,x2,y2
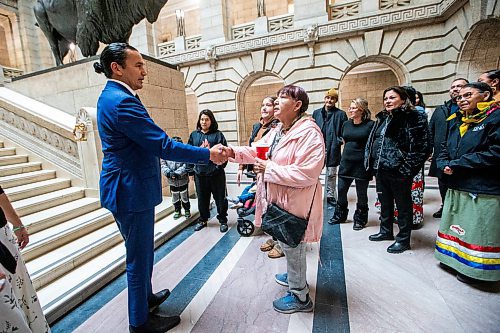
[{"x1": 261, "y1": 183, "x2": 318, "y2": 248}]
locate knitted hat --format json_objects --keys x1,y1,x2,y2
[{"x1": 325, "y1": 88, "x2": 338, "y2": 99}]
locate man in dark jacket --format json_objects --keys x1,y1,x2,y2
[
  {"x1": 312, "y1": 88, "x2": 347, "y2": 207},
  {"x1": 428, "y1": 78, "x2": 468, "y2": 218}
]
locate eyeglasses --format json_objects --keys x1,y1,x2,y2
[{"x1": 455, "y1": 91, "x2": 476, "y2": 101}]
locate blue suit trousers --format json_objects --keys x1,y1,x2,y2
[{"x1": 114, "y1": 209, "x2": 155, "y2": 327}]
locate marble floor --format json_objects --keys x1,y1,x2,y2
[{"x1": 51, "y1": 180, "x2": 500, "y2": 333}]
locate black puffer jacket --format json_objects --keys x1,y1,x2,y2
[
  {"x1": 436, "y1": 105, "x2": 500, "y2": 195},
  {"x1": 365, "y1": 107, "x2": 430, "y2": 178},
  {"x1": 187, "y1": 129, "x2": 227, "y2": 175}
]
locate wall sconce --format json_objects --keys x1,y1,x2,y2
[{"x1": 175, "y1": 9, "x2": 186, "y2": 37}]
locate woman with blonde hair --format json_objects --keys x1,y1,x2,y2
[{"x1": 330, "y1": 98, "x2": 374, "y2": 230}]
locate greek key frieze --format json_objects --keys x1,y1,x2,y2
[{"x1": 159, "y1": 0, "x2": 456, "y2": 65}]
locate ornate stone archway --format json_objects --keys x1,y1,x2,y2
[
  {"x1": 456, "y1": 18, "x2": 500, "y2": 81},
  {"x1": 339, "y1": 56, "x2": 408, "y2": 113},
  {"x1": 236, "y1": 72, "x2": 284, "y2": 145}
]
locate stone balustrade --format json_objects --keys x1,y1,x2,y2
[{"x1": 0, "y1": 87, "x2": 82, "y2": 180}]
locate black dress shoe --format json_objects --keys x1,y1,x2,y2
[
  {"x1": 148, "y1": 289, "x2": 170, "y2": 312},
  {"x1": 387, "y1": 241, "x2": 411, "y2": 254},
  {"x1": 433, "y1": 207, "x2": 443, "y2": 218},
  {"x1": 368, "y1": 232, "x2": 394, "y2": 242},
  {"x1": 219, "y1": 223, "x2": 228, "y2": 233},
  {"x1": 129, "y1": 314, "x2": 181, "y2": 333}
]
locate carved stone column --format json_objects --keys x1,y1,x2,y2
[
  {"x1": 199, "y1": 0, "x2": 232, "y2": 47},
  {"x1": 129, "y1": 19, "x2": 155, "y2": 56},
  {"x1": 293, "y1": 0, "x2": 329, "y2": 28}
]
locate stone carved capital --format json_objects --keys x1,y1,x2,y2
[
  {"x1": 205, "y1": 45, "x2": 217, "y2": 80},
  {"x1": 304, "y1": 24, "x2": 318, "y2": 67}
]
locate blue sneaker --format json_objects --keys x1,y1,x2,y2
[
  {"x1": 275, "y1": 273, "x2": 289, "y2": 287},
  {"x1": 273, "y1": 292, "x2": 313, "y2": 314}
]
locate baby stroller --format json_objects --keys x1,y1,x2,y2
[{"x1": 235, "y1": 171, "x2": 257, "y2": 237}]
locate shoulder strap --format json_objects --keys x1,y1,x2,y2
[{"x1": 265, "y1": 181, "x2": 319, "y2": 220}]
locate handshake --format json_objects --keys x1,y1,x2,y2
[{"x1": 209, "y1": 144, "x2": 234, "y2": 165}]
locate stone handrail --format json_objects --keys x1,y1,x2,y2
[
  {"x1": 159, "y1": 0, "x2": 460, "y2": 65},
  {"x1": 0, "y1": 87, "x2": 82, "y2": 180}
]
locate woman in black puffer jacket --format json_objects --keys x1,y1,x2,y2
[
  {"x1": 365, "y1": 86, "x2": 430, "y2": 254},
  {"x1": 188, "y1": 109, "x2": 229, "y2": 233}
]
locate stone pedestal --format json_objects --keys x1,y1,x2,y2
[
  {"x1": 254, "y1": 16, "x2": 269, "y2": 36},
  {"x1": 174, "y1": 36, "x2": 186, "y2": 52},
  {"x1": 293, "y1": 0, "x2": 328, "y2": 28}
]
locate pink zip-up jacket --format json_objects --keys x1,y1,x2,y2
[{"x1": 230, "y1": 117, "x2": 325, "y2": 243}]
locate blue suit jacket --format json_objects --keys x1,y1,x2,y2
[{"x1": 97, "y1": 81, "x2": 209, "y2": 214}]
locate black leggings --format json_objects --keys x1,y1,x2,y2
[
  {"x1": 195, "y1": 169, "x2": 228, "y2": 223},
  {"x1": 337, "y1": 176, "x2": 369, "y2": 208}
]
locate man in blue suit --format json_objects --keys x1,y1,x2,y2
[{"x1": 94, "y1": 43, "x2": 226, "y2": 333}]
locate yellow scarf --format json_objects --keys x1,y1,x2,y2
[{"x1": 447, "y1": 101, "x2": 499, "y2": 136}]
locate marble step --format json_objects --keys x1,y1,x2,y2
[
  {"x1": 0, "y1": 154, "x2": 28, "y2": 166},
  {"x1": 22, "y1": 208, "x2": 113, "y2": 261},
  {"x1": 11, "y1": 187, "x2": 85, "y2": 217},
  {"x1": 27, "y1": 200, "x2": 175, "y2": 291},
  {"x1": 22, "y1": 197, "x2": 101, "y2": 234},
  {"x1": 0, "y1": 169, "x2": 57, "y2": 189},
  {"x1": 37, "y1": 199, "x2": 200, "y2": 324},
  {"x1": 0, "y1": 147, "x2": 16, "y2": 156},
  {"x1": 0, "y1": 161, "x2": 42, "y2": 177},
  {"x1": 4, "y1": 178, "x2": 71, "y2": 201}
]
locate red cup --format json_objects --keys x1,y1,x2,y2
[{"x1": 256, "y1": 143, "x2": 270, "y2": 160}]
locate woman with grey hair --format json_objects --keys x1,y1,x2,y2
[{"x1": 330, "y1": 97, "x2": 374, "y2": 230}]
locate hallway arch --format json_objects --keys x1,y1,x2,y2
[
  {"x1": 339, "y1": 60, "x2": 402, "y2": 115},
  {"x1": 236, "y1": 73, "x2": 285, "y2": 145},
  {"x1": 456, "y1": 18, "x2": 500, "y2": 81}
]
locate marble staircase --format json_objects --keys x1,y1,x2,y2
[{"x1": 0, "y1": 139, "x2": 200, "y2": 324}]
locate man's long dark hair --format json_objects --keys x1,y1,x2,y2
[
  {"x1": 196, "y1": 109, "x2": 218, "y2": 132},
  {"x1": 93, "y1": 43, "x2": 138, "y2": 78}
]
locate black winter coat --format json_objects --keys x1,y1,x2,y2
[
  {"x1": 436, "y1": 107, "x2": 500, "y2": 196},
  {"x1": 428, "y1": 99, "x2": 459, "y2": 177},
  {"x1": 365, "y1": 107, "x2": 430, "y2": 179},
  {"x1": 312, "y1": 106, "x2": 347, "y2": 167},
  {"x1": 187, "y1": 129, "x2": 227, "y2": 175}
]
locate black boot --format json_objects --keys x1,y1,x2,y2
[
  {"x1": 352, "y1": 205, "x2": 368, "y2": 230},
  {"x1": 329, "y1": 204, "x2": 348, "y2": 224}
]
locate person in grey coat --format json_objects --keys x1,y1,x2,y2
[
  {"x1": 312, "y1": 87, "x2": 347, "y2": 207},
  {"x1": 161, "y1": 137, "x2": 191, "y2": 219}
]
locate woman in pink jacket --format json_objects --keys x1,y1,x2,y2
[{"x1": 225, "y1": 85, "x2": 325, "y2": 313}]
